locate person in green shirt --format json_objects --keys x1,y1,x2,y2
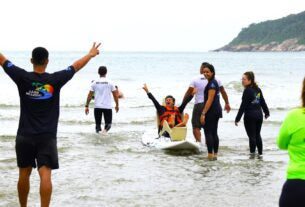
[{"x1": 277, "y1": 77, "x2": 305, "y2": 207}]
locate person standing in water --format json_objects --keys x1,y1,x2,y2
[
  {"x1": 183, "y1": 62, "x2": 230, "y2": 143},
  {"x1": 200, "y1": 63, "x2": 222, "y2": 161},
  {"x1": 85, "y1": 66, "x2": 119, "y2": 134},
  {"x1": 0, "y1": 42, "x2": 101, "y2": 207},
  {"x1": 277, "y1": 77, "x2": 305, "y2": 207},
  {"x1": 235, "y1": 71, "x2": 270, "y2": 159}
]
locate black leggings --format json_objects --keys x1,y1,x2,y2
[
  {"x1": 94, "y1": 108, "x2": 112, "y2": 132},
  {"x1": 280, "y1": 179, "x2": 305, "y2": 207},
  {"x1": 203, "y1": 114, "x2": 220, "y2": 154},
  {"x1": 244, "y1": 117, "x2": 263, "y2": 155}
]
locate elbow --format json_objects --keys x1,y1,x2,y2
[{"x1": 277, "y1": 139, "x2": 288, "y2": 150}]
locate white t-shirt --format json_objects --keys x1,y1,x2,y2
[
  {"x1": 189, "y1": 75, "x2": 223, "y2": 104},
  {"x1": 90, "y1": 77, "x2": 116, "y2": 109}
]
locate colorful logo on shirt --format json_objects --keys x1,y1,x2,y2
[
  {"x1": 26, "y1": 82, "x2": 54, "y2": 100},
  {"x1": 251, "y1": 92, "x2": 261, "y2": 104}
]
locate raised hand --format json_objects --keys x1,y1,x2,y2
[
  {"x1": 142, "y1": 84, "x2": 149, "y2": 93},
  {"x1": 89, "y1": 42, "x2": 101, "y2": 57},
  {"x1": 72, "y1": 42, "x2": 102, "y2": 72}
]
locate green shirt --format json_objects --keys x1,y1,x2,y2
[{"x1": 277, "y1": 108, "x2": 305, "y2": 180}]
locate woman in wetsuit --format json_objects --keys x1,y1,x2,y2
[
  {"x1": 277, "y1": 77, "x2": 305, "y2": 207},
  {"x1": 142, "y1": 84, "x2": 193, "y2": 135},
  {"x1": 235, "y1": 71, "x2": 270, "y2": 159},
  {"x1": 200, "y1": 63, "x2": 222, "y2": 161}
]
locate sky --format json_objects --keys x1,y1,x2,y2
[{"x1": 1, "y1": 0, "x2": 305, "y2": 52}]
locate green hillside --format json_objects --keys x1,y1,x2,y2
[{"x1": 229, "y1": 11, "x2": 305, "y2": 46}]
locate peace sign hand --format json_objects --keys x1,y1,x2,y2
[{"x1": 89, "y1": 42, "x2": 101, "y2": 58}]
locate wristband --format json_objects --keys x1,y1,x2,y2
[{"x1": 85, "y1": 105, "x2": 89, "y2": 108}]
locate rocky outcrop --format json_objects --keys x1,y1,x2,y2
[{"x1": 215, "y1": 39, "x2": 305, "y2": 52}]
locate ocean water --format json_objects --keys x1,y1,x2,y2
[{"x1": 0, "y1": 51, "x2": 304, "y2": 207}]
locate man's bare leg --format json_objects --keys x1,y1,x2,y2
[
  {"x1": 38, "y1": 166, "x2": 52, "y2": 207},
  {"x1": 18, "y1": 167, "x2": 32, "y2": 207},
  {"x1": 193, "y1": 128, "x2": 201, "y2": 142}
]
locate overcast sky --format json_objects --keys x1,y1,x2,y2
[{"x1": 1, "y1": 0, "x2": 305, "y2": 52}]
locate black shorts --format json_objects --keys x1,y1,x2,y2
[
  {"x1": 15, "y1": 135, "x2": 59, "y2": 170},
  {"x1": 192, "y1": 103, "x2": 205, "y2": 129}
]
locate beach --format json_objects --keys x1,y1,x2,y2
[{"x1": 0, "y1": 51, "x2": 304, "y2": 207}]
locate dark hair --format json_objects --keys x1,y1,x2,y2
[
  {"x1": 98, "y1": 66, "x2": 107, "y2": 76},
  {"x1": 244, "y1": 71, "x2": 259, "y2": 89},
  {"x1": 165, "y1": 95, "x2": 175, "y2": 104},
  {"x1": 32, "y1": 47, "x2": 49, "y2": 65},
  {"x1": 201, "y1": 62, "x2": 209, "y2": 67},
  {"x1": 302, "y1": 78, "x2": 305, "y2": 107},
  {"x1": 203, "y1": 63, "x2": 216, "y2": 80}
]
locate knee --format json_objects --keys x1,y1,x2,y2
[
  {"x1": 39, "y1": 166, "x2": 52, "y2": 183},
  {"x1": 19, "y1": 167, "x2": 32, "y2": 180}
]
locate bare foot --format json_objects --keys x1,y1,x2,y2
[{"x1": 207, "y1": 153, "x2": 214, "y2": 161}]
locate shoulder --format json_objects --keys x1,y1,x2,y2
[
  {"x1": 215, "y1": 78, "x2": 222, "y2": 86},
  {"x1": 192, "y1": 75, "x2": 205, "y2": 82},
  {"x1": 209, "y1": 79, "x2": 219, "y2": 88},
  {"x1": 287, "y1": 108, "x2": 305, "y2": 118}
]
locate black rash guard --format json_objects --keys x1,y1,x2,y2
[{"x1": 235, "y1": 86, "x2": 270, "y2": 122}]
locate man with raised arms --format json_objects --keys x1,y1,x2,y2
[{"x1": 0, "y1": 42, "x2": 101, "y2": 207}]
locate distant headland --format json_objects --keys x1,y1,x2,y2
[{"x1": 215, "y1": 11, "x2": 305, "y2": 52}]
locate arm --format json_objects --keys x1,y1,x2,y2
[
  {"x1": 0, "y1": 53, "x2": 7, "y2": 66},
  {"x1": 142, "y1": 84, "x2": 164, "y2": 115},
  {"x1": 72, "y1": 42, "x2": 101, "y2": 72},
  {"x1": 112, "y1": 90, "x2": 119, "y2": 113},
  {"x1": 235, "y1": 89, "x2": 251, "y2": 125},
  {"x1": 277, "y1": 115, "x2": 291, "y2": 150},
  {"x1": 183, "y1": 87, "x2": 194, "y2": 102},
  {"x1": 85, "y1": 91, "x2": 94, "y2": 115},
  {"x1": 220, "y1": 86, "x2": 231, "y2": 113},
  {"x1": 179, "y1": 93, "x2": 193, "y2": 113},
  {"x1": 259, "y1": 89, "x2": 270, "y2": 118},
  {"x1": 200, "y1": 89, "x2": 216, "y2": 125}
]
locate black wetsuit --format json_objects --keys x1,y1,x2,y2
[
  {"x1": 235, "y1": 86, "x2": 269, "y2": 155},
  {"x1": 147, "y1": 92, "x2": 193, "y2": 134},
  {"x1": 203, "y1": 79, "x2": 222, "y2": 154}
]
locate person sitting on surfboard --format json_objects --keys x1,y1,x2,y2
[{"x1": 142, "y1": 84, "x2": 193, "y2": 136}]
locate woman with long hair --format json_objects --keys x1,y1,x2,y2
[
  {"x1": 200, "y1": 63, "x2": 222, "y2": 161},
  {"x1": 278, "y1": 77, "x2": 305, "y2": 207},
  {"x1": 235, "y1": 71, "x2": 270, "y2": 159}
]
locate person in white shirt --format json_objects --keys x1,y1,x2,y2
[
  {"x1": 85, "y1": 66, "x2": 119, "y2": 133},
  {"x1": 183, "y1": 62, "x2": 231, "y2": 142}
]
